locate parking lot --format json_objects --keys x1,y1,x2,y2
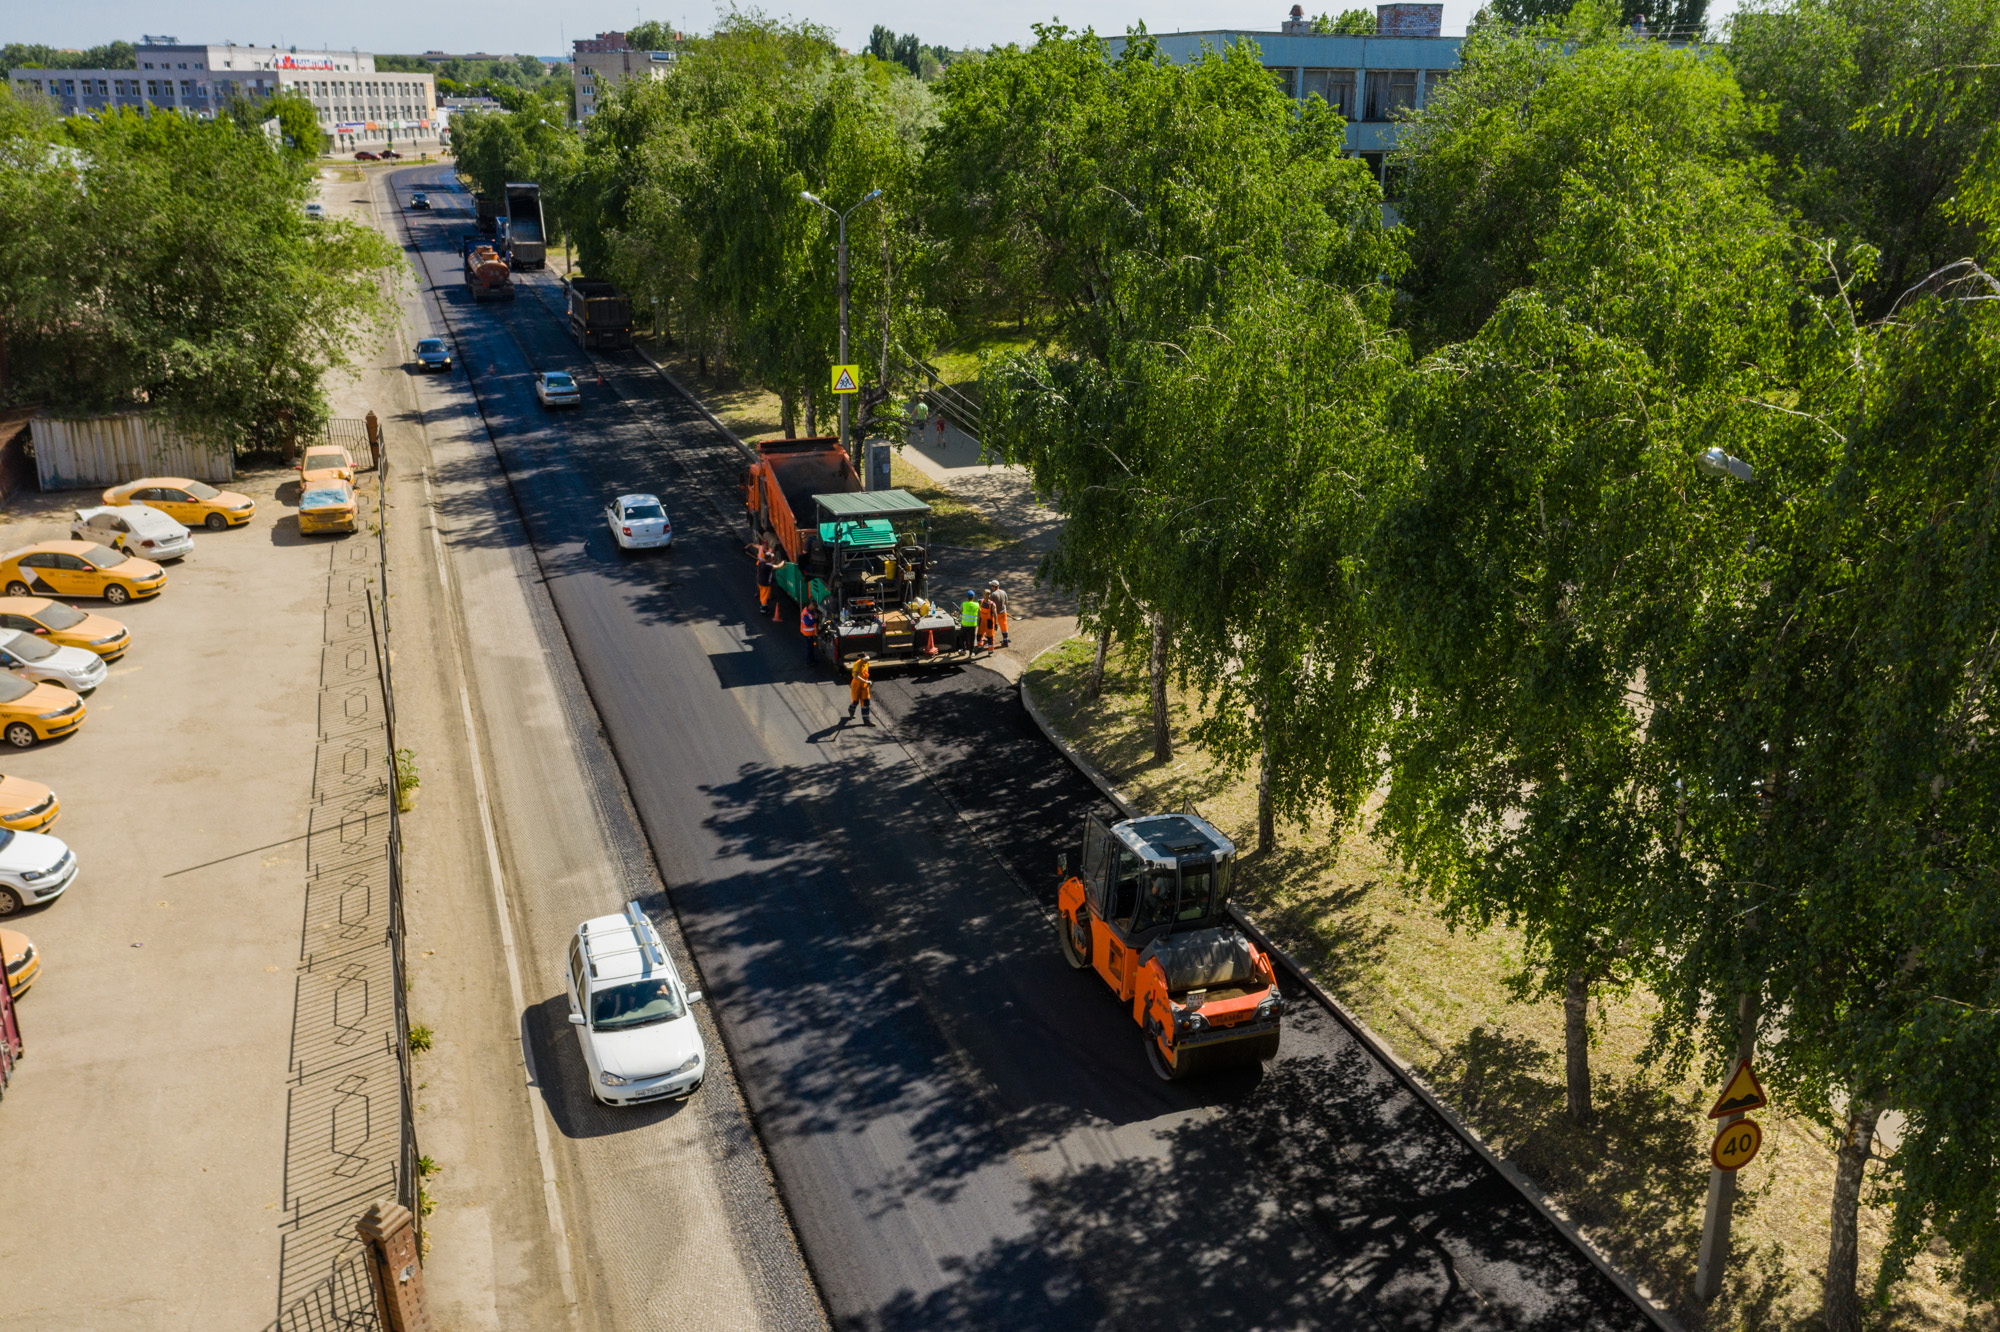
[{"x1": 0, "y1": 466, "x2": 370, "y2": 1327}]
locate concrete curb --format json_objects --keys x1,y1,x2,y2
[{"x1": 1016, "y1": 649, "x2": 1685, "y2": 1332}]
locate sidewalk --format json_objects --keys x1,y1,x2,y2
[{"x1": 896, "y1": 417, "x2": 1064, "y2": 553}]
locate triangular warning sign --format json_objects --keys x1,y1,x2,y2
[
  {"x1": 831, "y1": 365, "x2": 860, "y2": 394},
  {"x1": 1707, "y1": 1059, "x2": 1768, "y2": 1119}
]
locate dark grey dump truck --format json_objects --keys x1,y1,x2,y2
[
  {"x1": 565, "y1": 278, "x2": 633, "y2": 350},
  {"x1": 503, "y1": 182, "x2": 546, "y2": 270}
]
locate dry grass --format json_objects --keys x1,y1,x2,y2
[{"x1": 1026, "y1": 634, "x2": 1996, "y2": 1332}]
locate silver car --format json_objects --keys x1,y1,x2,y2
[
  {"x1": 70, "y1": 506, "x2": 193, "y2": 562},
  {"x1": 0, "y1": 629, "x2": 106, "y2": 695},
  {"x1": 534, "y1": 371, "x2": 582, "y2": 408}
]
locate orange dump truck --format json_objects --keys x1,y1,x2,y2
[
  {"x1": 1057, "y1": 811, "x2": 1284, "y2": 1079},
  {"x1": 744, "y1": 437, "x2": 857, "y2": 566}
]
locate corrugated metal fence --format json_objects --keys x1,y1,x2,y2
[{"x1": 28, "y1": 415, "x2": 235, "y2": 490}]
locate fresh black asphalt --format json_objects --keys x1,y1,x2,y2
[{"x1": 391, "y1": 165, "x2": 1658, "y2": 1332}]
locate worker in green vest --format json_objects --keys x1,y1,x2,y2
[{"x1": 959, "y1": 590, "x2": 980, "y2": 653}]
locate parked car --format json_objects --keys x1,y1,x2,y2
[
  {"x1": 408, "y1": 192, "x2": 430, "y2": 210},
  {"x1": 606, "y1": 494, "x2": 672, "y2": 552},
  {"x1": 414, "y1": 338, "x2": 452, "y2": 372},
  {"x1": 354, "y1": 151, "x2": 378, "y2": 162},
  {"x1": 298, "y1": 444, "x2": 356, "y2": 484},
  {"x1": 0, "y1": 630, "x2": 105, "y2": 695},
  {"x1": 564, "y1": 902, "x2": 706, "y2": 1105},
  {"x1": 101, "y1": 478, "x2": 255, "y2": 530},
  {"x1": 0, "y1": 775, "x2": 58, "y2": 832},
  {"x1": 0, "y1": 598, "x2": 128, "y2": 661},
  {"x1": 0, "y1": 827, "x2": 77, "y2": 916},
  {"x1": 3, "y1": 926, "x2": 39, "y2": 995},
  {"x1": 298, "y1": 480, "x2": 359, "y2": 536},
  {"x1": 70, "y1": 505, "x2": 193, "y2": 563},
  {"x1": 0, "y1": 542, "x2": 165, "y2": 606},
  {"x1": 534, "y1": 371, "x2": 582, "y2": 408},
  {"x1": 0, "y1": 674, "x2": 83, "y2": 750},
  {"x1": 305, "y1": 201, "x2": 326, "y2": 221}
]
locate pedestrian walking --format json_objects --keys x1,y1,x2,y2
[
  {"x1": 987, "y1": 581, "x2": 1010, "y2": 648},
  {"x1": 800, "y1": 601, "x2": 819, "y2": 667},
  {"x1": 847, "y1": 655, "x2": 873, "y2": 724},
  {"x1": 936, "y1": 412, "x2": 947, "y2": 449},
  {"x1": 756, "y1": 545, "x2": 777, "y2": 609},
  {"x1": 958, "y1": 589, "x2": 980, "y2": 653}
]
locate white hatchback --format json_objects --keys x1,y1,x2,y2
[
  {"x1": 0, "y1": 630, "x2": 105, "y2": 695},
  {"x1": 71, "y1": 506, "x2": 194, "y2": 563},
  {"x1": 606, "y1": 494, "x2": 672, "y2": 552},
  {"x1": 0, "y1": 827, "x2": 77, "y2": 916},
  {"x1": 565, "y1": 902, "x2": 707, "y2": 1106}
]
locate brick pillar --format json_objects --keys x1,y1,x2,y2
[
  {"x1": 365, "y1": 410, "x2": 383, "y2": 473},
  {"x1": 356, "y1": 1200, "x2": 431, "y2": 1332}
]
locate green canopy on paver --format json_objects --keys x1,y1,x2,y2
[{"x1": 811, "y1": 490, "x2": 932, "y2": 522}]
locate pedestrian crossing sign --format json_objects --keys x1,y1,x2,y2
[{"x1": 831, "y1": 364, "x2": 861, "y2": 394}]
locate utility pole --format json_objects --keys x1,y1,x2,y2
[
  {"x1": 801, "y1": 188, "x2": 882, "y2": 465},
  {"x1": 1694, "y1": 992, "x2": 1762, "y2": 1305}
]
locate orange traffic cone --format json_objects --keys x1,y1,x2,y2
[
  {"x1": 771, "y1": 594, "x2": 783, "y2": 623},
  {"x1": 922, "y1": 630, "x2": 938, "y2": 656}
]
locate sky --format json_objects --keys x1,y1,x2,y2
[{"x1": 9, "y1": 0, "x2": 1744, "y2": 57}]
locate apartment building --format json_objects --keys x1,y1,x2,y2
[{"x1": 572, "y1": 32, "x2": 676, "y2": 122}]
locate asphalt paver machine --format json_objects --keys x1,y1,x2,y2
[{"x1": 1057, "y1": 812, "x2": 1284, "y2": 1079}]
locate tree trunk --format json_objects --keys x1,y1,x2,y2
[
  {"x1": 1148, "y1": 610, "x2": 1172, "y2": 763},
  {"x1": 1256, "y1": 712, "x2": 1275, "y2": 854},
  {"x1": 780, "y1": 388, "x2": 797, "y2": 439},
  {"x1": 1823, "y1": 1094, "x2": 1884, "y2": 1332},
  {"x1": 697, "y1": 347, "x2": 709, "y2": 379},
  {"x1": 805, "y1": 385, "x2": 818, "y2": 438},
  {"x1": 1564, "y1": 970, "x2": 1592, "y2": 1124},
  {"x1": 1087, "y1": 621, "x2": 1111, "y2": 701}
]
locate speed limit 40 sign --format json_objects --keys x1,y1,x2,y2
[{"x1": 1711, "y1": 1118, "x2": 1764, "y2": 1171}]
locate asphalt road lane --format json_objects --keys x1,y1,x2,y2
[{"x1": 397, "y1": 166, "x2": 1658, "y2": 1332}]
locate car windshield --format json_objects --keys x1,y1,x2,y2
[
  {"x1": 3, "y1": 633, "x2": 55, "y2": 663},
  {"x1": 301, "y1": 487, "x2": 351, "y2": 508},
  {"x1": 0, "y1": 675, "x2": 32, "y2": 704},
  {"x1": 624, "y1": 504, "x2": 665, "y2": 520},
  {"x1": 591, "y1": 979, "x2": 686, "y2": 1030},
  {"x1": 418, "y1": 339, "x2": 444, "y2": 353},
  {"x1": 545, "y1": 374, "x2": 574, "y2": 388},
  {"x1": 186, "y1": 482, "x2": 222, "y2": 500},
  {"x1": 37, "y1": 604, "x2": 86, "y2": 631},
  {"x1": 304, "y1": 453, "x2": 344, "y2": 470},
  {"x1": 84, "y1": 544, "x2": 127, "y2": 568}
]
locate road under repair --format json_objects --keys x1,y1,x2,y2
[{"x1": 392, "y1": 163, "x2": 1663, "y2": 1332}]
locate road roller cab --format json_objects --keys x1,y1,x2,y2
[{"x1": 1056, "y1": 811, "x2": 1283, "y2": 1079}]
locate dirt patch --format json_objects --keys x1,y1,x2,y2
[{"x1": 1025, "y1": 634, "x2": 1996, "y2": 1332}]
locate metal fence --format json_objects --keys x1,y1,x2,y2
[{"x1": 268, "y1": 1251, "x2": 379, "y2": 1332}]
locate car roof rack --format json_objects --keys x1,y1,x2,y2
[{"x1": 579, "y1": 901, "x2": 669, "y2": 979}]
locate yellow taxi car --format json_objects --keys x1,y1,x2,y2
[
  {"x1": 101, "y1": 477, "x2": 256, "y2": 530},
  {"x1": 298, "y1": 444, "x2": 356, "y2": 484},
  {"x1": 0, "y1": 775, "x2": 57, "y2": 832},
  {"x1": 0, "y1": 673, "x2": 83, "y2": 748},
  {"x1": 298, "y1": 479, "x2": 359, "y2": 535},
  {"x1": 0, "y1": 542, "x2": 165, "y2": 606},
  {"x1": 3, "y1": 926, "x2": 38, "y2": 996},
  {"x1": 0, "y1": 597, "x2": 129, "y2": 661}
]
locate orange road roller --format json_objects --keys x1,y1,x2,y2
[{"x1": 1056, "y1": 811, "x2": 1283, "y2": 1079}]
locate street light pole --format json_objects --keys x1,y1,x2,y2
[{"x1": 802, "y1": 188, "x2": 882, "y2": 464}]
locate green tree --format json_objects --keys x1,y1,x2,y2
[
  {"x1": 1, "y1": 41, "x2": 135, "y2": 70},
  {"x1": 1393, "y1": 6, "x2": 1758, "y2": 350},
  {"x1": 628, "y1": 21, "x2": 678, "y2": 50},
  {"x1": 0, "y1": 88, "x2": 398, "y2": 451},
  {"x1": 1313, "y1": 10, "x2": 1378, "y2": 33}
]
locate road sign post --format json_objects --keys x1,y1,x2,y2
[{"x1": 1694, "y1": 1054, "x2": 1769, "y2": 1305}]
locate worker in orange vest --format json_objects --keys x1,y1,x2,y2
[
  {"x1": 987, "y1": 581, "x2": 1010, "y2": 648},
  {"x1": 847, "y1": 655, "x2": 873, "y2": 725},
  {"x1": 800, "y1": 601, "x2": 819, "y2": 667},
  {"x1": 756, "y1": 546, "x2": 776, "y2": 608},
  {"x1": 978, "y1": 593, "x2": 996, "y2": 651}
]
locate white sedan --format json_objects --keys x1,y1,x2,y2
[
  {"x1": 71, "y1": 506, "x2": 194, "y2": 562},
  {"x1": 534, "y1": 371, "x2": 582, "y2": 408},
  {"x1": 565, "y1": 903, "x2": 706, "y2": 1106},
  {"x1": 0, "y1": 826, "x2": 76, "y2": 916},
  {"x1": 607, "y1": 494, "x2": 672, "y2": 552},
  {"x1": 0, "y1": 630, "x2": 106, "y2": 695}
]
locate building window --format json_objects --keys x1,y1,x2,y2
[
  {"x1": 1265, "y1": 66, "x2": 1298, "y2": 98},
  {"x1": 1363, "y1": 70, "x2": 1418, "y2": 121},
  {"x1": 1302, "y1": 68, "x2": 1356, "y2": 118},
  {"x1": 1422, "y1": 69, "x2": 1452, "y2": 105}
]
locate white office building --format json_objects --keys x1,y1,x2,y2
[{"x1": 7, "y1": 38, "x2": 439, "y2": 155}]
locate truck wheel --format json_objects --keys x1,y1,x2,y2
[
  {"x1": 1146, "y1": 1035, "x2": 1192, "y2": 1082},
  {"x1": 1252, "y1": 1031, "x2": 1282, "y2": 1063},
  {"x1": 1057, "y1": 912, "x2": 1089, "y2": 970}
]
